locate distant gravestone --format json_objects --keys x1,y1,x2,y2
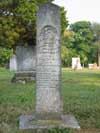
[
  {"x1": 88, "y1": 63, "x2": 98, "y2": 69},
  {"x1": 88, "y1": 63, "x2": 94, "y2": 69},
  {"x1": 16, "y1": 45, "x2": 36, "y2": 71},
  {"x1": 12, "y1": 45, "x2": 36, "y2": 82},
  {"x1": 9, "y1": 54, "x2": 17, "y2": 71},
  {"x1": 72, "y1": 57, "x2": 82, "y2": 69},
  {"x1": 19, "y1": 2, "x2": 80, "y2": 130}
]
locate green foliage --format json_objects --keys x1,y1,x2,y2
[
  {"x1": 91, "y1": 22, "x2": 100, "y2": 42},
  {"x1": 71, "y1": 21, "x2": 98, "y2": 66},
  {"x1": 0, "y1": 0, "x2": 67, "y2": 48},
  {"x1": 48, "y1": 128, "x2": 72, "y2": 133},
  {"x1": 0, "y1": 0, "x2": 55, "y2": 48},
  {"x1": 0, "y1": 0, "x2": 68, "y2": 67},
  {"x1": 61, "y1": 45, "x2": 69, "y2": 66},
  {"x1": 91, "y1": 22, "x2": 100, "y2": 66},
  {"x1": 62, "y1": 21, "x2": 98, "y2": 66},
  {"x1": 70, "y1": 21, "x2": 91, "y2": 32},
  {"x1": 60, "y1": 7, "x2": 68, "y2": 35},
  {"x1": 0, "y1": 47, "x2": 13, "y2": 66},
  {"x1": 0, "y1": 16, "x2": 20, "y2": 48}
]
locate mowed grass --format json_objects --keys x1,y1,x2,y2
[
  {"x1": 62, "y1": 68, "x2": 100, "y2": 129},
  {"x1": 0, "y1": 67, "x2": 100, "y2": 133},
  {"x1": 0, "y1": 68, "x2": 36, "y2": 133}
]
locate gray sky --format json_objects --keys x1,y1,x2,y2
[{"x1": 53, "y1": 0, "x2": 100, "y2": 24}]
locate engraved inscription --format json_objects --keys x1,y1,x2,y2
[
  {"x1": 38, "y1": 26, "x2": 58, "y2": 48},
  {"x1": 36, "y1": 25, "x2": 62, "y2": 113},
  {"x1": 37, "y1": 26, "x2": 59, "y2": 65},
  {"x1": 36, "y1": 3, "x2": 62, "y2": 115}
]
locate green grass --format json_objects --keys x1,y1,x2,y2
[
  {"x1": 0, "y1": 68, "x2": 100, "y2": 133},
  {"x1": 62, "y1": 68, "x2": 100, "y2": 129}
]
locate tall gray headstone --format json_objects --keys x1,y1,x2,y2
[
  {"x1": 19, "y1": 3, "x2": 80, "y2": 130},
  {"x1": 36, "y1": 3, "x2": 62, "y2": 117}
]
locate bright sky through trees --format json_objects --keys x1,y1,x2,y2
[{"x1": 53, "y1": 0, "x2": 100, "y2": 24}]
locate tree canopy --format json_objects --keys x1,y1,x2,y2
[
  {"x1": 62, "y1": 21, "x2": 98, "y2": 66},
  {"x1": 0, "y1": 0, "x2": 68, "y2": 48},
  {"x1": 0, "y1": 0, "x2": 68, "y2": 66},
  {"x1": 91, "y1": 22, "x2": 100, "y2": 66},
  {"x1": 1, "y1": 1, "x2": 100, "y2": 68}
]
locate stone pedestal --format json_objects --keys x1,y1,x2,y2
[
  {"x1": 11, "y1": 71, "x2": 35, "y2": 83},
  {"x1": 19, "y1": 115, "x2": 80, "y2": 130}
]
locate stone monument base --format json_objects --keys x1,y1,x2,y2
[
  {"x1": 19, "y1": 114, "x2": 80, "y2": 130},
  {"x1": 11, "y1": 71, "x2": 36, "y2": 83}
]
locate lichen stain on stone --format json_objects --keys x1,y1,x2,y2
[{"x1": 29, "y1": 119, "x2": 61, "y2": 126}]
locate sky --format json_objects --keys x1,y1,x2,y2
[{"x1": 53, "y1": 0, "x2": 100, "y2": 24}]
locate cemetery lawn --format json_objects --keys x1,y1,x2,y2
[{"x1": 0, "y1": 67, "x2": 100, "y2": 133}]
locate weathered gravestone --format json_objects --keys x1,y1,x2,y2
[
  {"x1": 19, "y1": 2, "x2": 80, "y2": 131},
  {"x1": 12, "y1": 45, "x2": 36, "y2": 82},
  {"x1": 9, "y1": 54, "x2": 17, "y2": 71},
  {"x1": 16, "y1": 45, "x2": 36, "y2": 71},
  {"x1": 36, "y1": 2, "x2": 62, "y2": 119},
  {"x1": 72, "y1": 57, "x2": 82, "y2": 70}
]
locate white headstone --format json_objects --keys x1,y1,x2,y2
[
  {"x1": 88, "y1": 64, "x2": 94, "y2": 69},
  {"x1": 10, "y1": 54, "x2": 17, "y2": 71},
  {"x1": 72, "y1": 57, "x2": 82, "y2": 69}
]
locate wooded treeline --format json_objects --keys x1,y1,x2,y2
[{"x1": 0, "y1": 0, "x2": 100, "y2": 67}]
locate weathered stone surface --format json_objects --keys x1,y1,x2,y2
[
  {"x1": 19, "y1": 115, "x2": 80, "y2": 130},
  {"x1": 11, "y1": 71, "x2": 35, "y2": 83},
  {"x1": 16, "y1": 45, "x2": 36, "y2": 71},
  {"x1": 72, "y1": 57, "x2": 82, "y2": 70},
  {"x1": 9, "y1": 54, "x2": 17, "y2": 71},
  {"x1": 36, "y1": 3, "x2": 62, "y2": 115},
  {"x1": 19, "y1": 2, "x2": 80, "y2": 130},
  {"x1": 12, "y1": 45, "x2": 36, "y2": 82}
]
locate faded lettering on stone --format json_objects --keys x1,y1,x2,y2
[
  {"x1": 36, "y1": 3, "x2": 62, "y2": 115},
  {"x1": 37, "y1": 26, "x2": 59, "y2": 66}
]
